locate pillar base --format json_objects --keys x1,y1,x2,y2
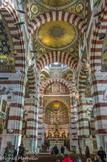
[
  {"x1": 0, "y1": 133, "x2": 21, "y2": 157},
  {"x1": 23, "y1": 138, "x2": 38, "y2": 155},
  {"x1": 78, "y1": 136, "x2": 97, "y2": 155}
]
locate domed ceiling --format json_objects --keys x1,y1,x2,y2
[
  {"x1": 36, "y1": 21, "x2": 77, "y2": 50},
  {"x1": 36, "y1": 0, "x2": 74, "y2": 9},
  {"x1": 30, "y1": 0, "x2": 86, "y2": 19}
]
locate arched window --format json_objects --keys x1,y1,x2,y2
[{"x1": 90, "y1": 0, "x2": 93, "y2": 10}]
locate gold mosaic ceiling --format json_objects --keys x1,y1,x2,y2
[
  {"x1": 37, "y1": 0, "x2": 73, "y2": 9},
  {"x1": 30, "y1": 0, "x2": 85, "y2": 18},
  {"x1": 36, "y1": 21, "x2": 77, "y2": 50}
]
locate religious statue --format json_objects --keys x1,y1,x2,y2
[
  {"x1": 48, "y1": 131, "x2": 52, "y2": 138},
  {"x1": 62, "y1": 131, "x2": 66, "y2": 138},
  {"x1": 54, "y1": 118, "x2": 60, "y2": 138}
]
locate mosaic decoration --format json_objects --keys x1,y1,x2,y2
[
  {"x1": 37, "y1": 0, "x2": 72, "y2": 8},
  {"x1": 75, "y1": 2, "x2": 84, "y2": 14},
  {"x1": 0, "y1": 18, "x2": 14, "y2": 66},
  {"x1": 0, "y1": 56, "x2": 14, "y2": 65},
  {"x1": 84, "y1": 84, "x2": 91, "y2": 97},
  {"x1": 36, "y1": 21, "x2": 77, "y2": 50},
  {"x1": 50, "y1": 72, "x2": 62, "y2": 78},
  {"x1": 84, "y1": 78, "x2": 91, "y2": 97},
  {"x1": 43, "y1": 96, "x2": 70, "y2": 108},
  {"x1": 30, "y1": 3, "x2": 39, "y2": 15},
  {"x1": 1, "y1": 100, "x2": 6, "y2": 113},
  {"x1": 69, "y1": 47, "x2": 75, "y2": 54},
  {"x1": 25, "y1": 81, "x2": 30, "y2": 98},
  {"x1": 30, "y1": 0, "x2": 86, "y2": 19},
  {"x1": 0, "y1": 22, "x2": 11, "y2": 56},
  {"x1": 45, "y1": 101, "x2": 69, "y2": 125},
  {"x1": 102, "y1": 31, "x2": 107, "y2": 71},
  {"x1": 38, "y1": 47, "x2": 46, "y2": 58},
  {"x1": 35, "y1": 29, "x2": 79, "y2": 59},
  {"x1": 45, "y1": 83, "x2": 69, "y2": 94}
]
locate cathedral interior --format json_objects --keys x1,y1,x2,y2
[{"x1": 0, "y1": 0, "x2": 107, "y2": 158}]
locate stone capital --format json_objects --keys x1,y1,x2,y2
[
  {"x1": 89, "y1": 72, "x2": 107, "y2": 84},
  {"x1": 9, "y1": 72, "x2": 26, "y2": 81}
]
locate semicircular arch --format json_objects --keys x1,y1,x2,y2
[
  {"x1": 40, "y1": 78, "x2": 73, "y2": 94},
  {"x1": 28, "y1": 11, "x2": 87, "y2": 35},
  {"x1": 44, "y1": 98, "x2": 70, "y2": 112},
  {"x1": 37, "y1": 51, "x2": 78, "y2": 72}
]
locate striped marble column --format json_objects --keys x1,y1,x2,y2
[
  {"x1": 23, "y1": 98, "x2": 37, "y2": 155},
  {"x1": 70, "y1": 94, "x2": 79, "y2": 153},
  {"x1": 0, "y1": 73, "x2": 26, "y2": 155},
  {"x1": 77, "y1": 96, "x2": 94, "y2": 153},
  {"x1": 36, "y1": 75, "x2": 43, "y2": 151},
  {"x1": 38, "y1": 96, "x2": 45, "y2": 147},
  {"x1": 90, "y1": 72, "x2": 107, "y2": 150}
]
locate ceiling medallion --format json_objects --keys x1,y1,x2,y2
[
  {"x1": 48, "y1": 25, "x2": 65, "y2": 39},
  {"x1": 36, "y1": 21, "x2": 78, "y2": 50},
  {"x1": 31, "y1": 3, "x2": 39, "y2": 15},
  {"x1": 70, "y1": 48, "x2": 75, "y2": 53},
  {"x1": 75, "y1": 2, "x2": 84, "y2": 14},
  {"x1": 36, "y1": 0, "x2": 80, "y2": 10}
]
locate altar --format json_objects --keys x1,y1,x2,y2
[
  {"x1": 46, "y1": 118, "x2": 67, "y2": 150},
  {"x1": 48, "y1": 138, "x2": 65, "y2": 150}
]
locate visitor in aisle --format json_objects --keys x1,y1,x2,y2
[
  {"x1": 18, "y1": 143, "x2": 25, "y2": 162},
  {"x1": 98, "y1": 147, "x2": 106, "y2": 162},
  {"x1": 62, "y1": 154, "x2": 73, "y2": 162},
  {"x1": 85, "y1": 146, "x2": 90, "y2": 158},
  {"x1": 93, "y1": 155, "x2": 101, "y2": 162},
  {"x1": 61, "y1": 145, "x2": 65, "y2": 154},
  {"x1": 53, "y1": 145, "x2": 59, "y2": 155}
]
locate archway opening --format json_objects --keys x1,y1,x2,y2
[{"x1": 39, "y1": 62, "x2": 75, "y2": 151}]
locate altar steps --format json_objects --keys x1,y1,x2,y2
[{"x1": 28, "y1": 154, "x2": 86, "y2": 162}]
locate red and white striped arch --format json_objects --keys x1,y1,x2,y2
[
  {"x1": 37, "y1": 51, "x2": 78, "y2": 72},
  {"x1": 0, "y1": 1, "x2": 26, "y2": 74},
  {"x1": 28, "y1": 11, "x2": 87, "y2": 34},
  {"x1": 94, "y1": 0, "x2": 107, "y2": 18},
  {"x1": 40, "y1": 78, "x2": 73, "y2": 94}
]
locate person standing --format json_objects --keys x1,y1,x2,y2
[
  {"x1": 98, "y1": 147, "x2": 106, "y2": 162},
  {"x1": 12, "y1": 145, "x2": 17, "y2": 162},
  {"x1": 53, "y1": 145, "x2": 59, "y2": 155},
  {"x1": 85, "y1": 146, "x2": 90, "y2": 158},
  {"x1": 18, "y1": 144, "x2": 25, "y2": 162},
  {"x1": 62, "y1": 154, "x2": 73, "y2": 162},
  {"x1": 93, "y1": 155, "x2": 101, "y2": 162},
  {"x1": 76, "y1": 157, "x2": 82, "y2": 162},
  {"x1": 61, "y1": 146, "x2": 65, "y2": 154},
  {"x1": 3, "y1": 144, "x2": 14, "y2": 162}
]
